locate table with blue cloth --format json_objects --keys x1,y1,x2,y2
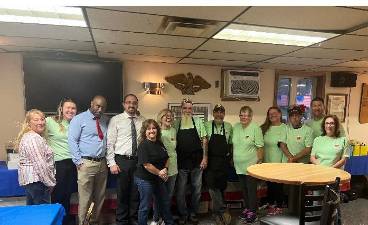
[
  {"x1": 0, "y1": 161, "x2": 25, "y2": 197},
  {"x1": 0, "y1": 203, "x2": 65, "y2": 225},
  {"x1": 345, "y1": 156, "x2": 368, "y2": 175}
]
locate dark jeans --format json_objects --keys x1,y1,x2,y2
[
  {"x1": 176, "y1": 168, "x2": 203, "y2": 217},
  {"x1": 153, "y1": 174, "x2": 177, "y2": 221},
  {"x1": 266, "y1": 181, "x2": 284, "y2": 207},
  {"x1": 238, "y1": 175, "x2": 258, "y2": 212},
  {"x1": 24, "y1": 181, "x2": 51, "y2": 205},
  {"x1": 209, "y1": 188, "x2": 225, "y2": 215},
  {"x1": 134, "y1": 176, "x2": 174, "y2": 225},
  {"x1": 51, "y1": 159, "x2": 77, "y2": 225},
  {"x1": 115, "y1": 155, "x2": 139, "y2": 225}
]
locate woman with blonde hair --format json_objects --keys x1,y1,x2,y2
[
  {"x1": 16, "y1": 109, "x2": 56, "y2": 205},
  {"x1": 151, "y1": 109, "x2": 178, "y2": 225},
  {"x1": 46, "y1": 98, "x2": 77, "y2": 225}
]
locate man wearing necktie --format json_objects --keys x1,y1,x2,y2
[
  {"x1": 69, "y1": 95, "x2": 109, "y2": 225},
  {"x1": 107, "y1": 94, "x2": 145, "y2": 225}
]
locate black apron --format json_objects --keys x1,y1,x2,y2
[
  {"x1": 176, "y1": 118, "x2": 203, "y2": 170},
  {"x1": 205, "y1": 121, "x2": 230, "y2": 190}
]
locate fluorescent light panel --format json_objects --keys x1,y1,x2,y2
[
  {"x1": 0, "y1": 6, "x2": 86, "y2": 27},
  {"x1": 214, "y1": 24, "x2": 338, "y2": 47}
]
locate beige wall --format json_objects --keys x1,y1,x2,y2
[
  {"x1": 0, "y1": 53, "x2": 24, "y2": 160},
  {"x1": 1, "y1": 53, "x2": 368, "y2": 160}
]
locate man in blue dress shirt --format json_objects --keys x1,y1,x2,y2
[{"x1": 69, "y1": 95, "x2": 109, "y2": 225}]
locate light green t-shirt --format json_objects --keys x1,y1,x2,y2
[
  {"x1": 264, "y1": 123, "x2": 287, "y2": 163},
  {"x1": 205, "y1": 120, "x2": 232, "y2": 144},
  {"x1": 232, "y1": 122, "x2": 264, "y2": 175},
  {"x1": 283, "y1": 124, "x2": 314, "y2": 163},
  {"x1": 161, "y1": 127, "x2": 178, "y2": 176},
  {"x1": 306, "y1": 117, "x2": 346, "y2": 139},
  {"x1": 46, "y1": 117, "x2": 71, "y2": 161},
  {"x1": 311, "y1": 136, "x2": 349, "y2": 167},
  {"x1": 173, "y1": 116, "x2": 207, "y2": 139}
]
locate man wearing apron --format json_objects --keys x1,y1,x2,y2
[
  {"x1": 205, "y1": 104, "x2": 232, "y2": 225},
  {"x1": 175, "y1": 98, "x2": 208, "y2": 225}
]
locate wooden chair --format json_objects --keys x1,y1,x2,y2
[
  {"x1": 82, "y1": 202, "x2": 95, "y2": 225},
  {"x1": 260, "y1": 178, "x2": 341, "y2": 225}
]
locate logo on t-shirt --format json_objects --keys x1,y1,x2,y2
[
  {"x1": 334, "y1": 144, "x2": 340, "y2": 150},
  {"x1": 296, "y1": 136, "x2": 302, "y2": 141}
]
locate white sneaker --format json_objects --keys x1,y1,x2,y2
[{"x1": 150, "y1": 221, "x2": 159, "y2": 225}]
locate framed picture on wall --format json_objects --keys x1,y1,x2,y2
[
  {"x1": 168, "y1": 103, "x2": 212, "y2": 122},
  {"x1": 326, "y1": 94, "x2": 348, "y2": 122}
]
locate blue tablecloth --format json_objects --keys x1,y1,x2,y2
[
  {"x1": 0, "y1": 204, "x2": 65, "y2": 225},
  {"x1": 0, "y1": 162, "x2": 25, "y2": 197},
  {"x1": 345, "y1": 156, "x2": 368, "y2": 175}
]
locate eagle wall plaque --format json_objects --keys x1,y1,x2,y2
[{"x1": 165, "y1": 72, "x2": 211, "y2": 95}]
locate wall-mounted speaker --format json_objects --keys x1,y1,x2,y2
[{"x1": 331, "y1": 71, "x2": 357, "y2": 87}]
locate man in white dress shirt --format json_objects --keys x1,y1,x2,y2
[{"x1": 107, "y1": 94, "x2": 145, "y2": 225}]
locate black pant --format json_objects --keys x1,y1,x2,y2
[
  {"x1": 266, "y1": 182, "x2": 284, "y2": 207},
  {"x1": 115, "y1": 155, "x2": 139, "y2": 225},
  {"x1": 51, "y1": 159, "x2": 77, "y2": 225},
  {"x1": 238, "y1": 175, "x2": 258, "y2": 212}
]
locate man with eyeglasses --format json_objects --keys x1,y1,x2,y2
[
  {"x1": 174, "y1": 98, "x2": 208, "y2": 225},
  {"x1": 106, "y1": 94, "x2": 145, "y2": 225}
]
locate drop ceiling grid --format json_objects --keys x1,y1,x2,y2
[{"x1": 2, "y1": 45, "x2": 96, "y2": 55}]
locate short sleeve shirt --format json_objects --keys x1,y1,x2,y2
[
  {"x1": 135, "y1": 139, "x2": 169, "y2": 183},
  {"x1": 173, "y1": 116, "x2": 207, "y2": 139},
  {"x1": 46, "y1": 117, "x2": 71, "y2": 161},
  {"x1": 205, "y1": 120, "x2": 232, "y2": 144},
  {"x1": 264, "y1": 123, "x2": 287, "y2": 163},
  {"x1": 161, "y1": 127, "x2": 178, "y2": 176},
  {"x1": 306, "y1": 118, "x2": 346, "y2": 139},
  {"x1": 232, "y1": 122, "x2": 264, "y2": 175},
  {"x1": 311, "y1": 136, "x2": 349, "y2": 167},
  {"x1": 283, "y1": 124, "x2": 314, "y2": 163}
]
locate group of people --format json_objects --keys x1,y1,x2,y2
[{"x1": 15, "y1": 94, "x2": 349, "y2": 225}]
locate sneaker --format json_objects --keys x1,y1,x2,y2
[
  {"x1": 267, "y1": 206, "x2": 283, "y2": 216},
  {"x1": 188, "y1": 215, "x2": 199, "y2": 224},
  {"x1": 150, "y1": 221, "x2": 159, "y2": 225},
  {"x1": 245, "y1": 211, "x2": 257, "y2": 224},
  {"x1": 239, "y1": 208, "x2": 250, "y2": 220},
  {"x1": 214, "y1": 215, "x2": 224, "y2": 225},
  {"x1": 178, "y1": 217, "x2": 187, "y2": 225}
]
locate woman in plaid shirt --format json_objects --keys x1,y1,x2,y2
[{"x1": 15, "y1": 109, "x2": 56, "y2": 205}]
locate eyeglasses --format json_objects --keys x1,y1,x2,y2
[
  {"x1": 239, "y1": 114, "x2": 251, "y2": 118},
  {"x1": 325, "y1": 122, "x2": 335, "y2": 125}
]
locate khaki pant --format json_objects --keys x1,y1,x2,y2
[{"x1": 77, "y1": 158, "x2": 108, "y2": 225}]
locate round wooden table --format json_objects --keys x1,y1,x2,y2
[
  {"x1": 247, "y1": 163, "x2": 351, "y2": 215},
  {"x1": 247, "y1": 163, "x2": 351, "y2": 185}
]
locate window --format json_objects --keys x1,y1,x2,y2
[{"x1": 276, "y1": 75, "x2": 317, "y2": 121}]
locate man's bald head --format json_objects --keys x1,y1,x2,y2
[{"x1": 90, "y1": 95, "x2": 107, "y2": 117}]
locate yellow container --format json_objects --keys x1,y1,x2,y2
[
  {"x1": 353, "y1": 145, "x2": 361, "y2": 156},
  {"x1": 360, "y1": 146, "x2": 368, "y2": 156}
]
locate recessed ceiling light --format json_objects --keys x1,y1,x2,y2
[
  {"x1": 213, "y1": 24, "x2": 339, "y2": 47},
  {"x1": 0, "y1": 6, "x2": 86, "y2": 27}
]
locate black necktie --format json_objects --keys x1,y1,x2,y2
[{"x1": 130, "y1": 117, "x2": 138, "y2": 156}]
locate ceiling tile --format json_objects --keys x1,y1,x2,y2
[
  {"x1": 312, "y1": 35, "x2": 368, "y2": 50},
  {"x1": 0, "y1": 48, "x2": 6, "y2": 52},
  {"x1": 314, "y1": 66, "x2": 368, "y2": 73},
  {"x1": 199, "y1": 39, "x2": 301, "y2": 55},
  {"x1": 349, "y1": 27, "x2": 368, "y2": 36},
  {"x1": 179, "y1": 57, "x2": 253, "y2": 67},
  {"x1": 2, "y1": 45, "x2": 96, "y2": 55},
  {"x1": 264, "y1": 56, "x2": 345, "y2": 66},
  {"x1": 236, "y1": 6, "x2": 368, "y2": 31},
  {"x1": 92, "y1": 29, "x2": 205, "y2": 49},
  {"x1": 96, "y1": 42, "x2": 191, "y2": 57},
  {"x1": 287, "y1": 47, "x2": 368, "y2": 60},
  {"x1": 87, "y1": 8, "x2": 164, "y2": 33},
  {"x1": 251, "y1": 62, "x2": 317, "y2": 71},
  {"x1": 93, "y1": 6, "x2": 248, "y2": 21},
  {"x1": 189, "y1": 50, "x2": 272, "y2": 61},
  {"x1": 0, "y1": 22, "x2": 91, "y2": 41},
  {"x1": 333, "y1": 60, "x2": 368, "y2": 68},
  {"x1": 99, "y1": 52, "x2": 180, "y2": 63},
  {"x1": 0, "y1": 36, "x2": 94, "y2": 51}
]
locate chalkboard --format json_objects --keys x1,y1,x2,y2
[{"x1": 23, "y1": 56, "x2": 123, "y2": 114}]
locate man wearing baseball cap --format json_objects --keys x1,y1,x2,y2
[{"x1": 204, "y1": 104, "x2": 232, "y2": 225}]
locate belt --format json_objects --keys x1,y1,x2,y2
[
  {"x1": 81, "y1": 156, "x2": 105, "y2": 162},
  {"x1": 118, "y1": 155, "x2": 137, "y2": 160}
]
